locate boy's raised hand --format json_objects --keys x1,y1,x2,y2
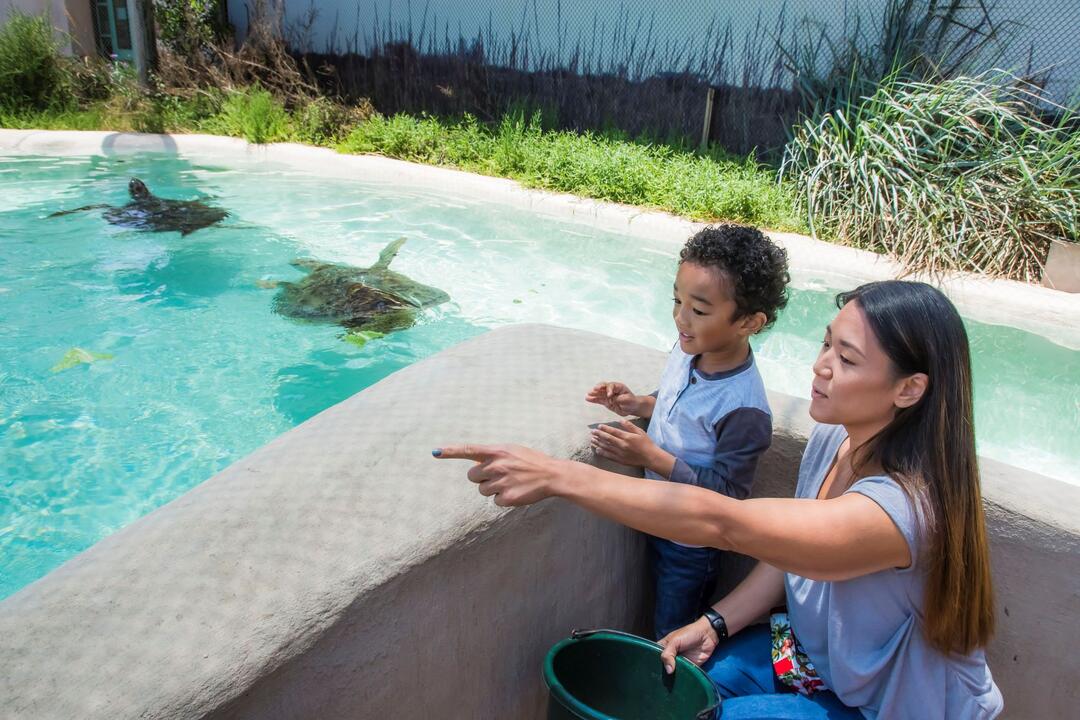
[{"x1": 585, "y1": 381, "x2": 639, "y2": 416}]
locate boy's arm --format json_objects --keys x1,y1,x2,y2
[
  {"x1": 635, "y1": 391, "x2": 658, "y2": 420},
  {"x1": 669, "y1": 408, "x2": 771, "y2": 498}
]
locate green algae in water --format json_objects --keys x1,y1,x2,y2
[
  {"x1": 50, "y1": 347, "x2": 115, "y2": 373},
  {"x1": 343, "y1": 330, "x2": 386, "y2": 348}
]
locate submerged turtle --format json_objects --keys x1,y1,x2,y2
[
  {"x1": 50, "y1": 178, "x2": 228, "y2": 235},
  {"x1": 271, "y1": 237, "x2": 450, "y2": 338}
]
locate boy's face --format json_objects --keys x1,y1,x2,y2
[{"x1": 672, "y1": 262, "x2": 747, "y2": 355}]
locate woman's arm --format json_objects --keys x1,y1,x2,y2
[
  {"x1": 658, "y1": 562, "x2": 784, "y2": 672},
  {"x1": 562, "y1": 461, "x2": 909, "y2": 581},
  {"x1": 712, "y1": 561, "x2": 786, "y2": 636},
  {"x1": 434, "y1": 445, "x2": 909, "y2": 582}
]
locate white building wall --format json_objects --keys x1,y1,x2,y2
[
  {"x1": 4, "y1": 0, "x2": 72, "y2": 54},
  {"x1": 227, "y1": 0, "x2": 1079, "y2": 104}
]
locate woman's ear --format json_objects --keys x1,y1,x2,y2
[
  {"x1": 740, "y1": 311, "x2": 767, "y2": 336},
  {"x1": 894, "y1": 373, "x2": 929, "y2": 409}
]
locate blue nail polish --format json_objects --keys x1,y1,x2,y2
[{"x1": 431, "y1": 448, "x2": 442, "y2": 457}]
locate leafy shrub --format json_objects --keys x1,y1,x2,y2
[
  {"x1": 0, "y1": 11, "x2": 70, "y2": 112},
  {"x1": 782, "y1": 72, "x2": 1080, "y2": 280},
  {"x1": 68, "y1": 56, "x2": 119, "y2": 104},
  {"x1": 154, "y1": 1, "x2": 229, "y2": 55}
]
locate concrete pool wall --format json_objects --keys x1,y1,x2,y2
[
  {"x1": 1, "y1": 131, "x2": 1078, "y2": 717},
  {"x1": 0, "y1": 324, "x2": 1077, "y2": 718}
]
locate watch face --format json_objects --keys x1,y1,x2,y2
[{"x1": 704, "y1": 609, "x2": 727, "y2": 639}]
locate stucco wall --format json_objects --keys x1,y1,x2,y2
[
  {"x1": 1, "y1": 324, "x2": 1078, "y2": 719},
  {"x1": 65, "y1": 0, "x2": 96, "y2": 56}
]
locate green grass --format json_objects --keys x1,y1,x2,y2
[
  {"x1": 339, "y1": 112, "x2": 802, "y2": 230},
  {"x1": 201, "y1": 87, "x2": 290, "y2": 144},
  {"x1": 1, "y1": 89, "x2": 221, "y2": 134}
]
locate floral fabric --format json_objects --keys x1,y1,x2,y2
[{"x1": 770, "y1": 612, "x2": 827, "y2": 696}]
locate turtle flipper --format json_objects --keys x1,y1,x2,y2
[
  {"x1": 48, "y1": 204, "x2": 109, "y2": 218},
  {"x1": 372, "y1": 237, "x2": 407, "y2": 271},
  {"x1": 289, "y1": 258, "x2": 325, "y2": 272}
]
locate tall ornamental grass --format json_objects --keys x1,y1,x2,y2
[{"x1": 782, "y1": 73, "x2": 1080, "y2": 280}]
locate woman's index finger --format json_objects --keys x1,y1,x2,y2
[{"x1": 432, "y1": 445, "x2": 500, "y2": 462}]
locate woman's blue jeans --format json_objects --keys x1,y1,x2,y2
[{"x1": 700, "y1": 624, "x2": 863, "y2": 719}]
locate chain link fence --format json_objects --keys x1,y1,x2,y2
[{"x1": 230, "y1": 1, "x2": 1080, "y2": 156}]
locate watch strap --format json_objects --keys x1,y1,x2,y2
[{"x1": 702, "y1": 607, "x2": 729, "y2": 641}]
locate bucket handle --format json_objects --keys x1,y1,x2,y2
[{"x1": 570, "y1": 628, "x2": 721, "y2": 720}]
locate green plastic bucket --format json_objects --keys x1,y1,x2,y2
[{"x1": 543, "y1": 629, "x2": 721, "y2": 720}]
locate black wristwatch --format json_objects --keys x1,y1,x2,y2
[{"x1": 702, "y1": 608, "x2": 729, "y2": 642}]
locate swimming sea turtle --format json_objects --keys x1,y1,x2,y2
[
  {"x1": 49, "y1": 178, "x2": 228, "y2": 235},
  {"x1": 271, "y1": 237, "x2": 450, "y2": 338}
]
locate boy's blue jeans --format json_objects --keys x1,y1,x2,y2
[
  {"x1": 701, "y1": 624, "x2": 862, "y2": 719},
  {"x1": 648, "y1": 536, "x2": 721, "y2": 639}
]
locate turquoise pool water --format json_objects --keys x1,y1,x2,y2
[{"x1": 1, "y1": 153, "x2": 1078, "y2": 599}]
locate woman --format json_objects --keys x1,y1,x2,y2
[{"x1": 436, "y1": 281, "x2": 1003, "y2": 718}]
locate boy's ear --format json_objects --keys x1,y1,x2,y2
[{"x1": 739, "y1": 311, "x2": 767, "y2": 336}]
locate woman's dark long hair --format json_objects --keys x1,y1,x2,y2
[{"x1": 837, "y1": 280, "x2": 994, "y2": 654}]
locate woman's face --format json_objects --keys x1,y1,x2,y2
[{"x1": 809, "y1": 300, "x2": 906, "y2": 430}]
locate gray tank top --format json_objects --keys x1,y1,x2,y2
[{"x1": 785, "y1": 423, "x2": 1003, "y2": 719}]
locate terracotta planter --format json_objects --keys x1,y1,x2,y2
[{"x1": 1042, "y1": 239, "x2": 1080, "y2": 293}]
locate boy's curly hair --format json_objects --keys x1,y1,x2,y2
[{"x1": 679, "y1": 224, "x2": 790, "y2": 330}]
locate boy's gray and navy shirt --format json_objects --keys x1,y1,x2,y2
[{"x1": 645, "y1": 345, "x2": 772, "y2": 507}]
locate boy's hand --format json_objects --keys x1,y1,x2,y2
[
  {"x1": 585, "y1": 381, "x2": 640, "y2": 416},
  {"x1": 591, "y1": 420, "x2": 668, "y2": 472}
]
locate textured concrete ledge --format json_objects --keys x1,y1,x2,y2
[
  {"x1": 2, "y1": 129, "x2": 1078, "y2": 348},
  {"x1": 0, "y1": 325, "x2": 1077, "y2": 718},
  {"x1": 0, "y1": 325, "x2": 661, "y2": 718}
]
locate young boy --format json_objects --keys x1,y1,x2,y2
[{"x1": 586, "y1": 224, "x2": 790, "y2": 639}]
